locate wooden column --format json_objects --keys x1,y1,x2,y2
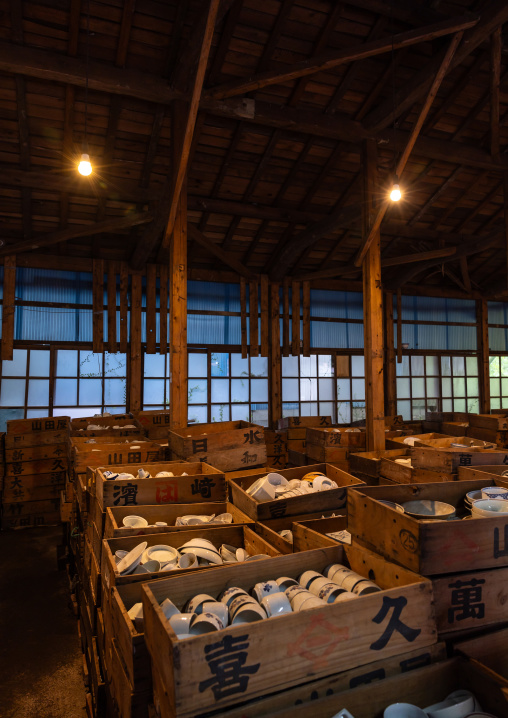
[
  {"x1": 384, "y1": 290, "x2": 397, "y2": 416},
  {"x1": 476, "y1": 298, "x2": 490, "y2": 414},
  {"x1": 169, "y1": 187, "x2": 188, "y2": 428},
  {"x1": 1, "y1": 255, "x2": 16, "y2": 360},
  {"x1": 362, "y1": 140, "x2": 385, "y2": 451},
  {"x1": 129, "y1": 274, "x2": 142, "y2": 412},
  {"x1": 269, "y1": 282, "x2": 282, "y2": 429}
]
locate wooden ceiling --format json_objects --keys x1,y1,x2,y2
[{"x1": 1, "y1": 0, "x2": 508, "y2": 296}]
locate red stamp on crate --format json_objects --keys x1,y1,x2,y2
[
  {"x1": 155, "y1": 480, "x2": 179, "y2": 504},
  {"x1": 286, "y1": 613, "x2": 349, "y2": 671}
]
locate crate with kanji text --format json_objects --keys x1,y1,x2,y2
[
  {"x1": 385, "y1": 432, "x2": 451, "y2": 449},
  {"x1": 71, "y1": 442, "x2": 165, "y2": 479},
  {"x1": 469, "y1": 412, "x2": 508, "y2": 432},
  {"x1": 168, "y1": 421, "x2": 266, "y2": 472},
  {"x1": 6, "y1": 415, "x2": 70, "y2": 435},
  {"x1": 94, "y1": 462, "x2": 226, "y2": 510},
  {"x1": 458, "y1": 464, "x2": 508, "y2": 482},
  {"x1": 229, "y1": 463, "x2": 364, "y2": 521},
  {"x1": 292, "y1": 515, "x2": 349, "y2": 552},
  {"x1": 467, "y1": 425, "x2": 508, "y2": 445},
  {"x1": 1, "y1": 497, "x2": 61, "y2": 529},
  {"x1": 379, "y1": 457, "x2": 455, "y2": 484},
  {"x1": 307, "y1": 427, "x2": 367, "y2": 450},
  {"x1": 141, "y1": 544, "x2": 436, "y2": 718},
  {"x1": 104, "y1": 502, "x2": 253, "y2": 539},
  {"x1": 70, "y1": 416, "x2": 145, "y2": 438},
  {"x1": 102, "y1": 525, "x2": 279, "y2": 590},
  {"x1": 277, "y1": 416, "x2": 332, "y2": 429},
  {"x1": 441, "y1": 421, "x2": 469, "y2": 436},
  {"x1": 134, "y1": 410, "x2": 171, "y2": 440},
  {"x1": 349, "y1": 449, "x2": 409, "y2": 480},
  {"x1": 2, "y1": 472, "x2": 66, "y2": 503},
  {"x1": 253, "y1": 510, "x2": 340, "y2": 554},
  {"x1": 348, "y1": 478, "x2": 508, "y2": 575},
  {"x1": 104, "y1": 635, "x2": 152, "y2": 718},
  {"x1": 410, "y1": 446, "x2": 508, "y2": 473},
  {"x1": 5, "y1": 442, "x2": 68, "y2": 463},
  {"x1": 456, "y1": 626, "x2": 508, "y2": 686}
]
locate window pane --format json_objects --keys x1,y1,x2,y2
[
  {"x1": 412, "y1": 400, "x2": 426, "y2": 420},
  {"x1": 144, "y1": 379, "x2": 165, "y2": 405},
  {"x1": 351, "y1": 378, "x2": 365, "y2": 401},
  {"x1": 251, "y1": 404, "x2": 268, "y2": 427},
  {"x1": 231, "y1": 378, "x2": 249, "y2": 403},
  {"x1": 397, "y1": 400, "x2": 411, "y2": 421},
  {"x1": 468, "y1": 398, "x2": 480, "y2": 413},
  {"x1": 442, "y1": 399, "x2": 453, "y2": 411},
  {"x1": 0, "y1": 408, "x2": 24, "y2": 430},
  {"x1": 0, "y1": 379, "x2": 26, "y2": 406},
  {"x1": 231, "y1": 354, "x2": 249, "y2": 377},
  {"x1": 411, "y1": 356, "x2": 425, "y2": 376},
  {"x1": 318, "y1": 378, "x2": 334, "y2": 401},
  {"x1": 411, "y1": 378, "x2": 425, "y2": 397},
  {"x1": 27, "y1": 408, "x2": 49, "y2": 418},
  {"x1": 282, "y1": 356, "x2": 299, "y2": 377},
  {"x1": 211, "y1": 404, "x2": 229, "y2": 422},
  {"x1": 300, "y1": 378, "x2": 317, "y2": 401},
  {"x1": 211, "y1": 353, "x2": 229, "y2": 377},
  {"x1": 300, "y1": 356, "x2": 317, "y2": 377},
  {"x1": 2, "y1": 349, "x2": 27, "y2": 377},
  {"x1": 491, "y1": 397, "x2": 501, "y2": 410},
  {"x1": 396, "y1": 355, "x2": 410, "y2": 377},
  {"x1": 426, "y1": 377, "x2": 440, "y2": 398},
  {"x1": 397, "y1": 378, "x2": 410, "y2": 399},
  {"x1": 454, "y1": 399, "x2": 466, "y2": 412},
  {"x1": 442, "y1": 378, "x2": 452, "y2": 397},
  {"x1": 27, "y1": 380, "x2": 49, "y2": 407},
  {"x1": 425, "y1": 356, "x2": 439, "y2": 375},
  {"x1": 452, "y1": 356, "x2": 465, "y2": 376},
  {"x1": 105, "y1": 353, "x2": 126, "y2": 377},
  {"x1": 282, "y1": 378, "x2": 299, "y2": 401},
  {"x1": 105, "y1": 405, "x2": 126, "y2": 414},
  {"x1": 188, "y1": 405, "x2": 207, "y2": 423},
  {"x1": 282, "y1": 402, "x2": 299, "y2": 417},
  {"x1": 300, "y1": 402, "x2": 318, "y2": 416},
  {"x1": 351, "y1": 356, "x2": 364, "y2": 377},
  {"x1": 188, "y1": 379, "x2": 207, "y2": 404},
  {"x1": 441, "y1": 356, "x2": 451, "y2": 376},
  {"x1": 251, "y1": 379, "x2": 268, "y2": 403},
  {"x1": 29, "y1": 350, "x2": 50, "y2": 377},
  {"x1": 490, "y1": 357, "x2": 500, "y2": 377},
  {"x1": 231, "y1": 404, "x2": 249, "y2": 421},
  {"x1": 80, "y1": 351, "x2": 103, "y2": 377},
  {"x1": 319, "y1": 401, "x2": 334, "y2": 418},
  {"x1": 467, "y1": 378, "x2": 479, "y2": 397},
  {"x1": 144, "y1": 353, "x2": 166, "y2": 377},
  {"x1": 250, "y1": 356, "x2": 268, "y2": 377},
  {"x1": 453, "y1": 378, "x2": 466, "y2": 397},
  {"x1": 466, "y1": 357, "x2": 478, "y2": 376},
  {"x1": 490, "y1": 377, "x2": 501, "y2": 397},
  {"x1": 500, "y1": 356, "x2": 508, "y2": 377},
  {"x1": 104, "y1": 379, "x2": 126, "y2": 405},
  {"x1": 55, "y1": 378, "x2": 77, "y2": 406},
  {"x1": 211, "y1": 379, "x2": 229, "y2": 403},
  {"x1": 337, "y1": 402, "x2": 351, "y2": 423},
  {"x1": 79, "y1": 379, "x2": 102, "y2": 405},
  {"x1": 501, "y1": 378, "x2": 508, "y2": 398},
  {"x1": 336, "y1": 379, "x2": 350, "y2": 401},
  {"x1": 318, "y1": 355, "x2": 333, "y2": 377},
  {"x1": 352, "y1": 402, "x2": 366, "y2": 422},
  {"x1": 189, "y1": 353, "x2": 207, "y2": 377}
]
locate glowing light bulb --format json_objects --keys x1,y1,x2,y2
[
  {"x1": 390, "y1": 183, "x2": 401, "y2": 202},
  {"x1": 78, "y1": 153, "x2": 92, "y2": 176}
]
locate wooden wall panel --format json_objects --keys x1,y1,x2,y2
[
  {"x1": 129, "y1": 274, "x2": 142, "y2": 412},
  {"x1": 1, "y1": 255, "x2": 16, "y2": 361},
  {"x1": 92, "y1": 258, "x2": 104, "y2": 353},
  {"x1": 269, "y1": 282, "x2": 282, "y2": 428},
  {"x1": 384, "y1": 291, "x2": 397, "y2": 416},
  {"x1": 119, "y1": 261, "x2": 128, "y2": 354},
  {"x1": 159, "y1": 264, "x2": 168, "y2": 355},
  {"x1": 302, "y1": 280, "x2": 310, "y2": 357},
  {"x1": 396, "y1": 289, "x2": 403, "y2": 364},
  {"x1": 260, "y1": 274, "x2": 269, "y2": 357},
  {"x1": 170, "y1": 189, "x2": 188, "y2": 428},
  {"x1": 282, "y1": 277, "x2": 290, "y2": 357},
  {"x1": 146, "y1": 263, "x2": 157, "y2": 354},
  {"x1": 107, "y1": 262, "x2": 117, "y2": 353},
  {"x1": 240, "y1": 276, "x2": 247, "y2": 358},
  {"x1": 249, "y1": 279, "x2": 259, "y2": 357},
  {"x1": 291, "y1": 280, "x2": 300, "y2": 356},
  {"x1": 477, "y1": 298, "x2": 490, "y2": 414}
]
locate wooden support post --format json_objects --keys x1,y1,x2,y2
[
  {"x1": 129, "y1": 274, "x2": 142, "y2": 412},
  {"x1": 291, "y1": 280, "x2": 300, "y2": 356},
  {"x1": 269, "y1": 282, "x2": 282, "y2": 429},
  {"x1": 249, "y1": 279, "x2": 259, "y2": 357},
  {"x1": 107, "y1": 262, "x2": 117, "y2": 353},
  {"x1": 302, "y1": 280, "x2": 311, "y2": 357},
  {"x1": 92, "y1": 258, "x2": 104, "y2": 353},
  {"x1": 260, "y1": 274, "x2": 269, "y2": 357},
  {"x1": 146, "y1": 263, "x2": 157, "y2": 354},
  {"x1": 282, "y1": 278, "x2": 290, "y2": 357},
  {"x1": 119, "y1": 261, "x2": 128, "y2": 354},
  {"x1": 476, "y1": 298, "x2": 490, "y2": 414},
  {"x1": 1, "y1": 255, "x2": 16, "y2": 360},
  {"x1": 240, "y1": 276, "x2": 247, "y2": 358},
  {"x1": 159, "y1": 264, "x2": 168, "y2": 355},
  {"x1": 362, "y1": 140, "x2": 385, "y2": 451},
  {"x1": 505, "y1": 172, "x2": 508, "y2": 291},
  {"x1": 396, "y1": 289, "x2": 403, "y2": 363},
  {"x1": 169, "y1": 188, "x2": 188, "y2": 428},
  {"x1": 384, "y1": 290, "x2": 397, "y2": 416}
]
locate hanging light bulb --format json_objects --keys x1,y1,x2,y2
[
  {"x1": 390, "y1": 175, "x2": 401, "y2": 202},
  {"x1": 78, "y1": 153, "x2": 92, "y2": 176}
]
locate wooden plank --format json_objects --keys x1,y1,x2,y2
[
  {"x1": 291, "y1": 281, "x2": 300, "y2": 356},
  {"x1": 118, "y1": 261, "x2": 128, "y2": 354},
  {"x1": 269, "y1": 283, "x2": 282, "y2": 430},
  {"x1": 1, "y1": 254, "x2": 16, "y2": 361},
  {"x1": 385, "y1": 291, "x2": 397, "y2": 416},
  {"x1": 505, "y1": 172, "x2": 508, "y2": 292},
  {"x1": 92, "y1": 259, "x2": 104, "y2": 354},
  {"x1": 396, "y1": 289, "x2": 403, "y2": 364},
  {"x1": 282, "y1": 278, "x2": 290, "y2": 357},
  {"x1": 249, "y1": 279, "x2": 259, "y2": 357},
  {"x1": 491, "y1": 27, "x2": 502, "y2": 158},
  {"x1": 240, "y1": 276, "x2": 247, "y2": 359},
  {"x1": 169, "y1": 185, "x2": 188, "y2": 428},
  {"x1": 129, "y1": 274, "x2": 142, "y2": 412},
  {"x1": 260, "y1": 274, "x2": 269, "y2": 357},
  {"x1": 159, "y1": 263, "x2": 168, "y2": 356},
  {"x1": 187, "y1": 225, "x2": 255, "y2": 278},
  {"x1": 106, "y1": 262, "x2": 117, "y2": 353},
  {"x1": 302, "y1": 280, "x2": 311, "y2": 357},
  {"x1": 145, "y1": 263, "x2": 157, "y2": 354},
  {"x1": 476, "y1": 299, "x2": 490, "y2": 414}
]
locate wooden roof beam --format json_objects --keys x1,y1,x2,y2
[
  {"x1": 187, "y1": 224, "x2": 255, "y2": 279},
  {"x1": 204, "y1": 14, "x2": 478, "y2": 101},
  {"x1": 491, "y1": 28, "x2": 502, "y2": 158},
  {"x1": 355, "y1": 31, "x2": 464, "y2": 267}
]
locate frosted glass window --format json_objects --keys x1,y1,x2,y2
[
  {"x1": 502, "y1": 378, "x2": 508, "y2": 397},
  {"x1": 189, "y1": 353, "x2": 207, "y2": 377},
  {"x1": 27, "y1": 380, "x2": 49, "y2": 407},
  {"x1": 231, "y1": 354, "x2": 249, "y2": 377},
  {"x1": 396, "y1": 356, "x2": 410, "y2": 377},
  {"x1": 144, "y1": 354, "x2": 165, "y2": 377},
  {"x1": 352, "y1": 379, "x2": 365, "y2": 401},
  {"x1": 426, "y1": 377, "x2": 440, "y2": 398},
  {"x1": 336, "y1": 379, "x2": 350, "y2": 401},
  {"x1": 300, "y1": 356, "x2": 317, "y2": 377},
  {"x1": 211, "y1": 404, "x2": 230, "y2": 422},
  {"x1": 232, "y1": 404, "x2": 249, "y2": 421},
  {"x1": 2, "y1": 349, "x2": 27, "y2": 377},
  {"x1": 57, "y1": 350, "x2": 78, "y2": 376},
  {"x1": 452, "y1": 356, "x2": 465, "y2": 376},
  {"x1": 397, "y1": 378, "x2": 410, "y2": 398},
  {"x1": 189, "y1": 405, "x2": 207, "y2": 423},
  {"x1": 251, "y1": 379, "x2": 268, "y2": 402},
  {"x1": 490, "y1": 357, "x2": 500, "y2": 377},
  {"x1": 501, "y1": 357, "x2": 508, "y2": 376},
  {"x1": 188, "y1": 380, "x2": 207, "y2": 404},
  {"x1": 490, "y1": 377, "x2": 500, "y2": 396},
  {"x1": 250, "y1": 356, "x2": 268, "y2": 377},
  {"x1": 318, "y1": 378, "x2": 334, "y2": 400},
  {"x1": 105, "y1": 353, "x2": 126, "y2": 377},
  {"x1": 301, "y1": 402, "x2": 318, "y2": 416},
  {"x1": 425, "y1": 356, "x2": 439, "y2": 375},
  {"x1": 467, "y1": 378, "x2": 479, "y2": 397},
  {"x1": 79, "y1": 379, "x2": 102, "y2": 405},
  {"x1": 211, "y1": 379, "x2": 229, "y2": 403},
  {"x1": 454, "y1": 399, "x2": 466, "y2": 412},
  {"x1": 231, "y1": 379, "x2": 248, "y2": 403},
  {"x1": 442, "y1": 399, "x2": 453, "y2": 411},
  {"x1": 468, "y1": 398, "x2": 480, "y2": 413},
  {"x1": 442, "y1": 378, "x2": 452, "y2": 397},
  {"x1": 29, "y1": 350, "x2": 50, "y2": 377},
  {"x1": 319, "y1": 401, "x2": 334, "y2": 416},
  {"x1": 0, "y1": 379, "x2": 26, "y2": 406},
  {"x1": 441, "y1": 357, "x2": 451, "y2": 376},
  {"x1": 251, "y1": 405, "x2": 268, "y2": 425},
  {"x1": 105, "y1": 379, "x2": 126, "y2": 405},
  {"x1": 318, "y1": 356, "x2": 333, "y2": 377},
  {"x1": 411, "y1": 378, "x2": 425, "y2": 397},
  {"x1": 466, "y1": 357, "x2": 478, "y2": 376},
  {"x1": 211, "y1": 353, "x2": 229, "y2": 377},
  {"x1": 352, "y1": 403, "x2": 366, "y2": 422},
  {"x1": 453, "y1": 378, "x2": 466, "y2": 397},
  {"x1": 80, "y1": 351, "x2": 103, "y2": 377},
  {"x1": 337, "y1": 402, "x2": 351, "y2": 423},
  {"x1": 55, "y1": 379, "x2": 77, "y2": 406},
  {"x1": 351, "y1": 356, "x2": 364, "y2": 376},
  {"x1": 411, "y1": 356, "x2": 425, "y2": 376},
  {"x1": 282, "y1": 356, "x2": 299, "y2": 377},
  {"x1": 282, "y1": 378, "x2": 299, "y2": 401},
  {"x1": 412, "y1": 400, "x2": 426, "y2": 420},
  {"x1": 27, "y1": 408, "x2": 49, "y2": 418},
  {"x1": 144, "y1": 379, "x2": 165, "y2": 405},
  {"x1": 492, "y1": 398, "x2": 501, "y2": 409},
  {"x1": 300, "y1": 378, "x2": 317, "y2": 401},
  {"x1": 397, "y1": 400, "x2": 411, "y2": 421}
]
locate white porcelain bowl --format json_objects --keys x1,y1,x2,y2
[
  {"x1": 122, "y1": 515, "x2": 149, "y2": 528},
  {"x1": 145, "y1": 545, "x2": 179, "y2": 565},
  {"x1": 471, "y1": 498, "x2": 508, "y2": 518}
]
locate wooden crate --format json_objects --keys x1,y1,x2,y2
[
  {"x1": 410, "y1": 446, "x2": 508, "y2": 472},
  {"x1": 265, "y1": 453, "x2": 287, "y2": 470},
  {"x1": 307, "y1": 427, "x2": 366, "y2": 449},
  {"x1": 277, "y1": 416, "x2": 332, "y2": 429},
  {"x1": 95, "y1": 462, "x2": 226, "y2": 509},
  {"x1": 3, "y1": 428, "x2": 71, "y2": 450},
  {"x1": 2, "y1": 473, "x2": 66, "y2": 502},
  {"x1": 287, "y1": 448, "x2": 309, "y2": 466},
  {"x1": 225, "y1": 467, "x2": 272, "y2": 481},
  {"x1": 5, "y1": 442, "x2": 68, "y2": 463},
  {"x1": 385, "y1": 433, "x2": 451, "y2": 449},
  {"x1": 348, "y1": 478, "x2": 508, "y2": 575},
  {"x1": 102, "y1": 525, "x2": 279, "y2": 589},
  {"x1": 458, "y1": 465, "x2": 508, "y2": 482},
  {"x1": 425, "y1": 412, "x2": 455, "y2": 423},
  {"x1": 60, "y1": 491, "x2": 74, "y2": 522},
  {"x1": 168, "y1": 421, "x2": 265, "y2": 466},
  {"x1": 254, "y1": 511, "x2": 340, "y2": 554},
  {"x1": 287, "y1": 428, "x2": 306, "y2": 440},
  {"x1": 467, "y1": 425, "x2": 508, "y2": 445},
  {"x1": 441, "y1": 421, "x2": 469, "y2": 436},
  {"x1": 228, "y1": 464, "x2": 364, "y2": 520},
  {"x1": 292, "y1": 516, "x2": 349, "y2": 552},
  {"x1": 104, "y1": 502, "x2": 253, "y2": 539},
  {"x1": 71, "y1": 417, "x2": 145, "y2": 438},
  {"x1": 6, "y1": 416, "x2": 70, "y2": 435},
  {"x1": 106, "y1": 636, "x2": 152, "y2": 718},
  {"x1": 469, "y1": 413, "x2": 508, "y2": 432},
  {"x1": 349, "y1": 449, "x2": 409, "y2": 479},
  {"x1": 305, "y1": 443, "x2": 351, "y2": 463},
  {"x1": 379, "y1": 458, "x2": 455, "y2": 484},
  {"x1": 71, "y1": 441, "x2": 165, "y2": 476},
  {"x1": 1, "y1": 508, "x2": 61, "y2": 528},
  {"x1": 141, "y1": 544, "x2": 436, "y2": 718},
  {"x1": 456, "y1": 626, "x2": 508, "y2": 685},
  {"x1": 134, "y1": 410, "x2": 171, "y2": 440}
]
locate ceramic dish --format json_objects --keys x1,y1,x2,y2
[
  {"x1": 378, "y1": 500, "x2": 405, "y2": 514},
  {"x1": 180, "y1": 543, "x2": 223, "y2": 565},
  {"x1": 145, "y1": 545, "x2": 179, "y2": 565},
  {"x1": 471, "y1": 498, "x2": 508, "y2": 518},
  {"x1": 122, "y1": 515, "x2": 149, "y2": 528},
  {"x1": 401, "y1": 500, "x2": 455, "y2": 520},
  {"x1": 117, "y1": 541, "x2": 147, "y2": 575}
]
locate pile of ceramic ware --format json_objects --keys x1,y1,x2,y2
[
  {"x1": 246, "y1": 471, "x2": 338, "y2": 502},
  {"x1": 103, "y1": 468, "x2": 188, "y2": 480},
  {"x1": 80, "y1": 423, "x2": 138, "y2": 430},
  {"x1": 121, "y1": 512, "x2": 233, "y2": 529}
]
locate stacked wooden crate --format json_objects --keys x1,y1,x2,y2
[
  {"x1": 168, "y1": 420, "x2": 267, "y2": 472},
  {"x1": 133, "y1": 410, "x2": 171, "y2": 441},
  {"x1": 1, "y1": 416, "x2": 69, "y2": 529},
  {"x1": 277, "y1": 416, "x2": 332, "y2": 466},
  {"x1": 305, "y1": 426, "x2": 365, "y2": 470},
  {"x1": 264, "y1": 428, "x2": 288, "y2": 469},
  {"x1": 467, "y1": 412, "x2": 508, "y2": 446}
]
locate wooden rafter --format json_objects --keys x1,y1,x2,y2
[
  {"x1": 187, "y1": 225, "x2": 255, "y2": 279},
  {"x1": 491, "y1": 27, "x2": 502, "y2": 158},
  {"x1": 355, "y1": 31, "x2": 465, "y2": 267}
]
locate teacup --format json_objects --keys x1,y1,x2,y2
[
  {"x1": 276, "y1": 576, "x2": 298, "y2": 590},
  {"x1": 384, "y1": 704, "x2": 427, "y2": 718},
  {"x1": 142, "y1": 559, "x2": 161, "y2": 573},
  {"x1": 315, "y1": 583, "x2": 349, "y2": 602},
  {"x1": 178, "y1": 553, "x2": 198, "y2": 570},
  {"x1": 308, "y1": 577, "x2": 333, "y2": 596},
  {"x1": 236, "y1": 548, "x2": 249, "y2": 562},
  {"x1": 333, "y1": 590, "x2": 358, "y2": 603},
  {"x1": 261, "y1": 593, "x2": 292, "y2": 617},
  {"x1": 252, "y1": 580, "x2": 281, "y2": 602},
  {"x1": 203, "y1": 601, "x2": 229, "y2": 627},
  {"x1": 169, "y1": 613, "x2": 193, "y2": 634},
  {"x1": 291, "y1": 590, "x2": 314, "y2": 612},
  {"x1": 156, "y1": 471, "x2": 174, "y2": 478},
  {"x1": 231, "y1": 600, "x2": 267, "y2": 625},
  {"x1": 186, "y1": 593, "x2": 216, "y2": 614},
  {"x1": 312, "y1": 476, "x2": 334, "y2": 491},
  {"x1": 137, "y1": 468, "x2": 151, "y2": 479},
  {"x1": 155, "y1": 521, "x2": 168, "y2": 527},
  {"x1": 160, "y1": 598, "x2": 180, "y2": 619},
  {"x1": 299, "y1": 570, "x2": 324, "y2": 589},
  {"x1": 324, "y1": 563, "x2": 347, "y2": 580},
  {"x1": 246, "y1": 477, "x2": 276, "y2": 502},
  {"x1": 425, "y1": 689, "x2": 476, "y2": 718},
  {"x1": 472, "y1": 498, "x2": 508, "y2": 518},
  {"x1": 220, "y1": 587, "x2": 248, "y2": 607},
  {"x1": 190, "y1": 612, "x2": 223, "y2": 634},
  {"x1": 229, "y1": 594, "x2": 259, "y2": 619},
  {"x1": 127, "y1": 602, "x2": 143, "y2": 631},
  {"x1": 481, "y1": 486, "x2": 508, "y2": 501},
  {"x1": 285, "y1": 585, "x2": 307, "y2": 603},
  {"x1": 339, "y1": 572, "x2": 381, "y2": 595},
  {"x1": 299, "y1": 595, "x2": 326, "y2": 611},
  {"x1": 220, "y1": 544, "x2": 238, "y2": 562},
  {"x1": 279, "y1": 530, "x2": 293, "y2": 542}
]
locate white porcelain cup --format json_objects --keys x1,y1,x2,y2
[
  {"x1": 246, "y1": 477, "x2": 277, "y2": 502},
  {"x1": 276, "y1": 576, "x2": 298, "y2": 590},
  {"x1": 203, "y1": 601, "x2": 229, "y2": 627},
  {"x1": 142, "y1": 559, "x2": 161, "y2": 573},
  {"x1": 424, "y1": 690, "x2": 478, "y2": 718},
  {"x1": 279, "y1": 530, "x2": 293, "y2": 542},
  {"x1": 284, "y1": 585, "x2": 307, "y2": 603},
  {"x1": 252, "y1": 580, "x2": 281, "y2": 602},
  {"x1": 312, "y1": 476, "x2": 334, "y2": 491},
  {"x1": 315, "y1": 582, "x2": 348, "y2": 602},
  {"x1": 299, "y1": 595, "x2": 326, "y2": 611},
  {"x1": 220, "y1": 544, "x2": 238, "y2": 562},
  {"x1": 308, "y1": 577, "x2": 334, "y2": 596},
  {"x1": 231, "y1": 601, "x2": 267, "y2": 625},
  {"x1": 186, "y1": 593, "x2": 216, "y2": 614},
  {"x1": 333, "y1": 590, "x2": 358, "y2": 603},
  {"x1": 324, "y1": 563, "x2": 347, "y2": 580},
  {"x1": 286, "y1": 479, "x2": 302, "y2": 490},
  {"x1": 155, "y1": 521, "x2": 168, "y2": 527},
  {"x1": 291, "y1": 590, "x2": 314, "y2": 611},
  {"x1": 339, "y1": 572, "x2": 381, "y2": 595},
  {"x1": 299, "y1": 570, "x2": 324, "y2": 589},
  {"x1": 384, "y1": 704, "x2": 428, "y2": 718},
  {"x1": 220, "y1": 587, "x2": 248, "y2": 607},
  {"x1": 178, "y1": 553, "x2": 198, "y2": 570},
  {"x1": 190, "y1": 612, "x2": 223, "y2": 634},
  {"x1": 261, "y1": 593, "x2": 292, "y2": 617},
  {"x1": 481, "y1": 486, "x2": 508, "y2": 501},
  {"x1": 229, "y1": 594, "x2": 259, "y2": 619},
  {"x1": 169, "y1": 613, "x2": 193, "y2": 634},
  {"x1": 160, "y1": 598, "x2": 180, "y2": 619}
]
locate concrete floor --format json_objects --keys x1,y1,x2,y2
[{"x1": 0, "y1": 525, "x2": 88, "y2": 718}]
